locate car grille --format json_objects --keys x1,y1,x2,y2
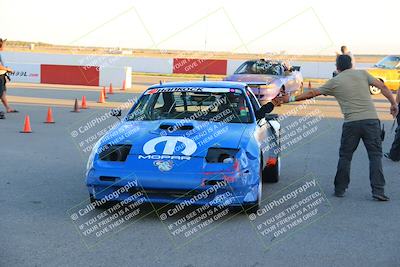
[{"x1": 128, "y1": 187, "x2": 216, "y2": 200}]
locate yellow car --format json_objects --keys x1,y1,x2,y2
[{"x1": 366, "y1": 55, "x2": 400, "y2": 95}]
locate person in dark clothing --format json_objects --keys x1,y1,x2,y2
[
  {"x1": 385, "y1": 89, "x2": 400, "y2": 161},
  {"x1": 274, "y1": 55, "x2": 398, "y2": 201}
]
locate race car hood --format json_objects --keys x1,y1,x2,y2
[
  {"x1": 224, "y1": 74, "x2": 278, "y2": 84},
  {"x1": 100, "y1": 120, "x2": 250, "y2": 158}
]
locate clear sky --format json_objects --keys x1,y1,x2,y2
[{"x1": 1, "y1": 0, "x2": 399, "y2": 55}]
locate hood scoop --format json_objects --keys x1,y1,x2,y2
[{"x1": 159, "y1": 123, "x2": 194, "y2": 131}]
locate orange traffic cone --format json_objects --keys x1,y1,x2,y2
[
  {"x1": 103, "y1": 86, "x2": 108, "y2": 99},
  {"x1": 98, "y1": 90, "x2": 105, "y2": 103},
  {"x1": 308, "y1": 81, "x2": 312, "y2": 89},
  {"x1": 109, "y1": 83, "x2": 114, "y2": 94},
  {"x1": 44, "y1": 107, "x2": 55, "y2": 123},
  {"x1": 20, "y1": 115, "x2": 32, "y2": 133},
  {"x1": 71, "y1": 98, "x2": 80, "y2": 112},
  {"x1": 121, "y1": 80, "x2": 126, "y2": 91},
  {"x1": 81, "y1": 96, "x2": 88, "y2": 109}
]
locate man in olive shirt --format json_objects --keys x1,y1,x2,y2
[{"x1": 275, "y1": 55, "x2": 398, "y2": 201}]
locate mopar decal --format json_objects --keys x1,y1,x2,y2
[
  {"x1": 154, "y1": 160, "x2": 174, "y2": 172},
  {"x1": 138, "y1": 155, "x2": 191, "y2": 160},
  {"x1": 142, "y1": 136, "x2": 197, "y2": 156}
]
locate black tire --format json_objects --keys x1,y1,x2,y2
[
  {"x1": 370, "y1": 86, "x2": 381, "y2": 95},
  {"x1": 370, "y1": 78, "x2": 384, "y2": 95},
  {"x1": 243, "y1": 203, "x2": 259, "y2": 214},
  {"x1": 262, "y1": 156, "x2": 280, "y2": 183}
]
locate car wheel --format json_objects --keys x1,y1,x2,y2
[
  {"x1": 262, "y1": 156, "x2": 280, "y2": 183},
  {"x1": 370, "y1": 86, "x2": 381, "y2": 95}
]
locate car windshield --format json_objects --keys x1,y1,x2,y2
[
  {"x1": 235, "y1": 60, "x2": 284, "y2": 75},
  {"x1": 375, "y1": 56, "x2": 400, "y2": 69},
  {"x1": 127, "y1": 87, "x2": 253, "y2": 123}
]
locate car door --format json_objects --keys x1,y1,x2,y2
[{"x1": 385, "y1": 69, "x2": 397, "y2": 90}]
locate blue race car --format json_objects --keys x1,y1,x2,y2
[{"x1": 86, "y1": 81, "x2": 281, "y2": 212}]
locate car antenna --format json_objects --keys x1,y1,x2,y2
[{"x1": 202, "y1": 18, "x2": 208, "y2": 83}]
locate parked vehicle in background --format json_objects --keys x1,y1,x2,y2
[
  {"x1": 224, "y1": 59, "x2": 303, "y2": 104},
  {"x1": 366, "y1": 55, "x2": 400, "y2": 95}
]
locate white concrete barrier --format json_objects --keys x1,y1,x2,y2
[
  {"x1": 227, "y1": 59, "x2": 243, "y2": 76},
  {"x1": 131, "y1": 57, "x2": 173, "y2": 74},
  {"x1": 1, "y1": 51, "x2": 173, "y2": 74},
  {"x1": 99, "y1": 66, "x2": 132, "y2": 88},
  {"x1": 1, "y1": 52, "x2": 133, "y2": 86},
  {"x1": 291, "y1": 61, "x2": 373, "y2": 79},
  {"x1": 6, "y1": 63, "x2": 41, "y2": 83}
]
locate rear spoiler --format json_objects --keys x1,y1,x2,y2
[{"x1": 245, "y1": 82, "x2": 268, "y2": 87}]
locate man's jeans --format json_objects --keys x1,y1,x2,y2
[
  {"x1": 388, "y1": 104, "x2": 400, "y2": 161},
  {"x1": 334, "y1": 119, "x2": 385, "y2": 195}
]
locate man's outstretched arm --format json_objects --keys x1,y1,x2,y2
[
  {"x1": 273, "y1": 89, "x2": 323, "y2": 105},
  {"x1": 0, "y1": 65, "x2": 12, "y2": 72},
  {"x1": 273, "y1": 78, "x2": 335, "y2": 105},
  {"x1": 370, "y1": 79, "x2": 398, "y2": 118}
]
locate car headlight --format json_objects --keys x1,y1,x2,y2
[
  {"x1": 205, "y1": 148, "x2": 239, "y2": 163},
  {"x1": 98, "y1": 144, "x2": 131, "y2": 162}
]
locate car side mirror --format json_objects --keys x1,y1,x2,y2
[
  {"x1": 111, "y1": 108, "x2": 122, "y2": 117},
  {"x1": 255, "y1": 102, "x2": 274, "y2": 120},
  {"x1": 291, "y1": 66, "x2": 301, "y2": 71}
]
